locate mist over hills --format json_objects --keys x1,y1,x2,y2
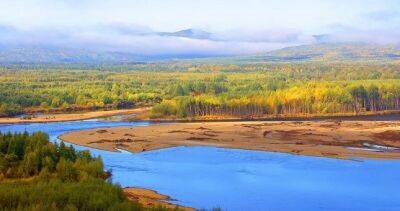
[
  {"x1": 1, "y1": 43, "x2": 399, "y2": 65},
  {"x1": 157, "y1": 29, "x2": 213, "y2": 40},
  {"x1": 0, "y1": 26, "x2": 399, "y2": 64},
  {"x1": 1, "y1": 1, "x2": 400, "y2": 65},
  {"x1": 244, "y1": 43, "x2": 400, "y2": 62},
  {"x1": 0, "y1": 27, "x2": 224, "y2": 64},
  {"x1": 0, "y1": 47, "x2": 140, "y2": 64}
]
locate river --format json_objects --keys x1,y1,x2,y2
[{"x1": 0, "y1": 118, "x2": 400, "y2": 210}]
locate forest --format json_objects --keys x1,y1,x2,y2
[
  {"x1": 0, "y1": 132, "x2": 176, "y2": 210},
  {"x1": 0, "y1": 62, "x2": 400, "y2": 118}
]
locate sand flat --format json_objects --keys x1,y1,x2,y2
[
  {"x1": 0, "y1": 107, "x2": 150, "y2": 124},
  {"x1": 59, "y1": 121, "x2": 400, "y2": 159},
  {"x1": 123, "y1": 187, "x2": 194, "y2": 210}
]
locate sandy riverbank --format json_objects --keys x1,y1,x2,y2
[
  {"x1": 0, "y1": 107, "x2": 150, "y2": 124},
  {"x1": 59, "y1": 120, "x2": 400, "y2": 159},
  {"x1": 123, "y1": 187, "x2": 194, "y2": 210}
]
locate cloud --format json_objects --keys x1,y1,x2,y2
[
  {"x1": 327, "y1": 31, "x2": 400, "y2": 45},
  {"x1": 364, "y1": 10, "x2": 400, "y2": 22},
  {"x1": 211, "y1": 28, "x2": 314, "y2": 43},
  {"x1": 315, "y1": 24, "x2": 400, "y2": 45},
  {"x1": 1, "y1": 20, "x2": 399, "y2": 58},
  {"x1": 1, "y1": 0, "x2": 400, "y2": 58},
  {"x1": 0, "y1": 24, "x2": 312, "y2": 56}
]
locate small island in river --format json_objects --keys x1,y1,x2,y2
[{"x1": 59, "y1": 120, "x2": 400, "y2": 159}]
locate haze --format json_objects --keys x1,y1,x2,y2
[{"x1": 1, "y1": 0, "x2": 399, "y2": 56}]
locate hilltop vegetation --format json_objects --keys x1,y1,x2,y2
[
  {"x1": 0, "y1": 47, "x2": 146, "y2": 64},
  {"x1": 213, "y1": 43, "x2": 400, "y2": 63},
  {"x1": 0, "y1": 132, "x2": 176, "y2": 210},
  {"x1": 0, "y1": 61, "x2": 399, "y2": 119}
]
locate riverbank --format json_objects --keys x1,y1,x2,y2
[
  {"x1": 140, "y1": 110, "x2": 400, "y2": 122},
  {"x1": 123, "y1": 187, "x2": 194, "y2": 210},
  {"x1": 2, "y1": 107, "x2": 399, "y2": 125},
  {"x1": 0, "y1": 107, "x2": 150, "y2": 124},
  {"x1": 59, "y1": 120, "x2": 400, "y2": 159}
]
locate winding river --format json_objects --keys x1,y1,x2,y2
[{"x1": 1, "y1": 118, "x2": 400, "y2": 210}]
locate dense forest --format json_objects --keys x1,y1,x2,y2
[
  {"x1": 0, "y1": 132, "x2": 176, "y2": 210},
  {"x1": 0, "y1": 62, "x2": 400, "y2": 118}
]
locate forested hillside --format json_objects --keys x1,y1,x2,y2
[
  {"x1": 229, "y1": 43, "x2": 400, "y2": 63},
  {"x1": 1, "y1": 62, "x2": 399, "y2": 119}
]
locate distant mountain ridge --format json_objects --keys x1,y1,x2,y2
[
  {"x1": 0, "y1": 47, "x2": 143, "y2": 64},
  {"x1": 1, "y1": 24, "x2": 400, "y2": 64},
  {"x1": 244, "y1": 43, "x2": 400, "y2": 62},
  {"x1": 157, "y1": 29, "x2": 213, "y2": 40},
  {"x1": 1, "y1": 43, "x2": 400, "y2": 64},
  {"x1": 0, "y1": 28, "x2": 219, "y2": 64}
]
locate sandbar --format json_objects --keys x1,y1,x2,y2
[{"x1": 59, "y1": 120, "x2": 400, "y2": 159}]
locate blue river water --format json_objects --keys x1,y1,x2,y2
[{"x1": 1, "y1": 119, "x2": 400, "y2": 211}]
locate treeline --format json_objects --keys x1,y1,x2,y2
[
  {"x1": 0, "y1": 132, "x2": 176, "y2": 210},
  {"x1": 0, "y1": 70, "x2": 165, "y2": 116},
  {"x1": 151, "y1": 81, "x2": 400, "y2": 118},
  {"x1": 1, "y1": 62, "x2": 400, "y2": 117}
]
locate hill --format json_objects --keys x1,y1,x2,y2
[
  {"x1": 0, "y1": 46, "x2": 145, "y2": 64},
  {"x1": 244, "y1": 43, "x2": 400, "y2": 62},
  {"x1": 158, "y1": 28, "x2": 212, "y2": 40}
]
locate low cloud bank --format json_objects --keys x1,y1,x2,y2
[
  {"x1": 0, "y1": 25, "x2": 311, "y2": 56},
  {"x1": 0, "y1": 24, "x2": 399, "y2": 57}
]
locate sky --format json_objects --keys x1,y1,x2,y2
[{"x1": 0, "y1": 0, "x2": 399, "y2": 56}]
